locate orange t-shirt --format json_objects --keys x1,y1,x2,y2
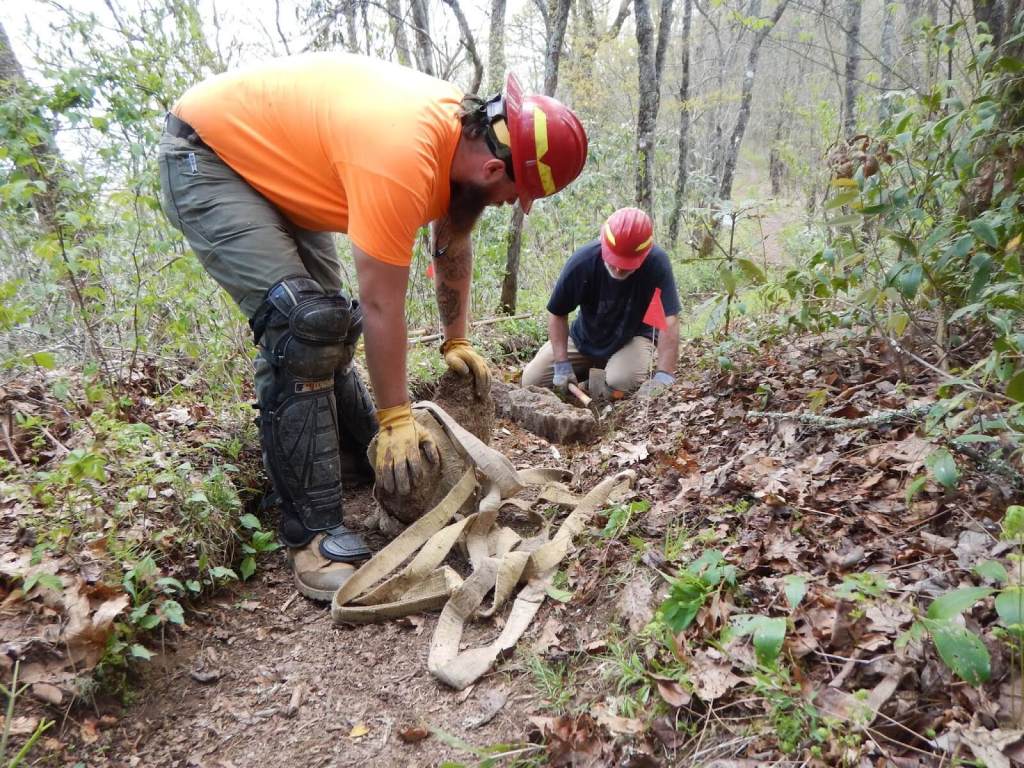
[{"x1": 173, "y1": 53, "x2": 463, "y2": 267}]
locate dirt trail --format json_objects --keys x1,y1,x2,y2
[{"x1": 72, "y1": 477, "x2": 559, "y2": 768}]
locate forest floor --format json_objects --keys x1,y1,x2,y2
[{"x1": 5, "y1": 319, "x2": 1024, "y2": 767}]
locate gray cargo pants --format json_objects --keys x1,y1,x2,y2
[{"x1": 156, "y1": 129, "x2": 344, "y2": 407}]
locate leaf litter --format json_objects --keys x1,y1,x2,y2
[{"x1": 5, "y1": 331, "x2": 1024, "y2": 765}]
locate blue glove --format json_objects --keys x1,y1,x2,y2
[
  {"x1": 637, "y1": 370, "x2": 675, "y2": 398},
  {"x1": 552, "y1": 360, "x2": 577, "y2": 396},
  {"x1": 653, "y1": 371, "x2": 675, "y2": 386}
]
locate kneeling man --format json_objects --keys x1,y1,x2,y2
[{"x1": 523, "y1": 207, "x2": 680, "y2": 397}]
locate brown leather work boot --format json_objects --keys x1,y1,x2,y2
[{"x1": 287, "y1": 534, "x2": 358, "y2": 602}]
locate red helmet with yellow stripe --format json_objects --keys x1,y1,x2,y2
[
  {"x1": 491, "y1": 74, "x2": 588, "y2": 213},
  {"x1": 601, "y1": 207, "x2": 654, "y2": 270}
]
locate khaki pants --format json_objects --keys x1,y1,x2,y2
[
  {"x1": 157, "y1": 131, "x2": 346, "y2": 403},
  {"x1": 521, "y1": 336, "x2": 655, "y2": 392}
]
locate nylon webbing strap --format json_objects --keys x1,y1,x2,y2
[{"x1": 330, "y1": 403, "x2": 635, "y2": 689}]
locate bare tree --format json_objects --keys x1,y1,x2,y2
[
  {"x1": 879, "y1": 0, "x2": 896, "y2": 120},
  {"x1": 410, "y1": 0, "x2": 435, "y2": 74},
  {"x1": 843, "y1": 0, "x2": 862, "y2": 136},
  {"x1": 499, "y1": 0, "x2": 572, "y2": 313},
  {"x1": 718, "y1": 0, "x2": 792, "y2": 203},
  {"x1": 634, "y1": 0, "x2": 659, "y2": 213},
  {"x1": 0, "y1": 21, "x2": 68, "y2": 233},
  {"x1": 387, "y1": 0, "x2": 412, "y2": 65},
  {"x1": 440, "y1": 0, "x2": 483, "y2": 93},
  {"x1": 667, "y1": 0, "x2": 693, "y2": 246},
  {"x1": 608, "y1": 0, "x2": 634, "y2": 38},
  {"x1": 487, "y1": 0, "x2": 507, "y2": 92},
  {"x1": 634, "y1": 0, "x2": 674, "y2": 213}
]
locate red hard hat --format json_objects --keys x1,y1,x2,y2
[
  {"x1": 503, "y1": 74, "x2": 588, "y2": 214},
  {"x1": 601, "y1": 207, "x2": 654, "y2": 270}
]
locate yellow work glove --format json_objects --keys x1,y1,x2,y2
[
  {"x1": 374, "y1": 403, "x2": 440, "y2": 496},
  {"x1": 440, "y1": 337, "x2": 490, "y2": 398}
]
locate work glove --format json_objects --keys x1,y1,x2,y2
[
  {"x1": 551, "y1": 360, "x2": 578, "y2": 398},
  {"x1": 441, "y1": 337, "x2": 490, "y2": 398},
  {"x1": 374, "y1": 403, "x2": 440, "y2": 496},
  {"x1": 636, "y1": 370, "x2": 675, "y2": 399}
]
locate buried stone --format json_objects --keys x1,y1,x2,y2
[{"x1": 491, "y1": 380, "x2": 597, "y2": 444}]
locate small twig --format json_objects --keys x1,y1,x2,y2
[
  {"x1": 0, "y1": 416, "x2": 22, "y2": 466},
  {"x1": 408, "y1": 313, "x2": 532, "y2": 345}
]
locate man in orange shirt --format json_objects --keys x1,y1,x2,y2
[{"x1": 157, "y1": 53, "x2": 588, "y2": 600}]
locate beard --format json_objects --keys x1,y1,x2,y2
[
  {"x1": 447, "y1": 181, "x2": 489, "y2": 235},
  {"x1": 604, "y1": 261, "x2": 630, "y2": 281}
]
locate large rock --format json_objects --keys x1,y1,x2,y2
[{"x1": 492, "y1": 380, "x2": 597, "y2": 444}]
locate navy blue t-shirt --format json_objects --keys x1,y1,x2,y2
[{"x1": 546, "y1": 240, "x2": 681, "y2": 360}]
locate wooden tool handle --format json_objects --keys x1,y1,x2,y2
[{"x1": 567, "y1": 382, "x2": 592, "y2": 407}]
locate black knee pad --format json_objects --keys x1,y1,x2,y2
[{"x1": 253, "y1": 278, "x2": 358, "y2": 536}]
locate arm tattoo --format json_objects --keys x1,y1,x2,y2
[
  {"x1": 434, "y1": 237, "x2": 471, "y2": 281},
  {"x1": 436, "y1": 281, "x2": 461, "y2": 326}
]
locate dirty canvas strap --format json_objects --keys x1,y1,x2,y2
[{"x1": 330, "y1": 402, "x2": 635, "y2": 689}]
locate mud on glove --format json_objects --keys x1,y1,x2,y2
[
  {"x1": 374, "y1": 402, "x2": 440, "y2": 496},
  {"x1": 441, "y1": 337, "x2": 490, "y2": 398},
  {"x1": 551, "y1": 360, "x2": 577, "y2": 397}
]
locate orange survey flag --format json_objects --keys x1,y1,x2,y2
[{"x1": 643, "y1": 287, "x2": 668, "y2": 331}]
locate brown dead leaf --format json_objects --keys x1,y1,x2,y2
[
  {"x1": 591, "y1": 701, "x2": 644, "y2": 736},
  {"x1": 462, "y1": 686, "x2": 508, "y2": 729},
  {"x1": 30, "y1": 682, "x2": 63, "y2": 705},
  {"x1": 398, "y1": 725, "x2": 431, "y2": 743},
  {"x1": 652, "y1": 676, "x2": 690, "y2": 708},
  {"x1": 652, "y1": 716, "x2": 687, "y2": 749},
  {"x1": 616, "y1": 577, "x2": 654, "y2": 633},
  {"x1": 689, "y1": 649, "x2": 743, "y2": 702},
  {"x1": 63, "y1": 584, "x2": 130, "y2": 668},
  {"x1": 534, "y1": 617, "x2": 564, "y2": 655},
  {"x1": 537, "y1": 714, "x2": 610, "y2": 768},
  {"x1": 80, "y1": 718, "x2": 100, "y2": 744},
  {"x1": 5, "y1": 716, "x2": 41, "y2": 736}
]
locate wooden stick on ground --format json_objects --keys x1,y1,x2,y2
[{"x1": 408, "y1": 313, "x2": 532, "y2": 345}]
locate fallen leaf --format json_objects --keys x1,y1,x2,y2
[
  {"x1": 592, "y1": 701, "x2": 643, "y2": 735},
  {"x1": 652, "y1": 676, "x2": 690, "y2": 708},
  {"x1": 30, "y1": 682, "x2": 63, "y2": 705},
  {"x1": 6, "y1": 716, "x2": 41, "y2": 736},
  {"x1": 398, "y1": 725, "x2": 431, "y2": 743},
  {"x1": 616, "y1": 577, "x2": 654, "y2": 633},
  {"x1": 349, "y1": 723, "x2": 370, "y2": 739},
  {"x1": 462, "y1": 686, "x2": 508, "y2": 729},
  {"x1": 534, "y1": 617, "x2": 564, "y2": 655},
  {"x1": 80, "y1": 718, "x2": 100, "y2": 744},
  {"x1": 688, "y1": 649, "x2": 743, "y2": 701},
  {"x1": 615, "y1": 442, "x2": 649, "y2": 467},
  {"x1": 190, "y1": 668, "x2": 222, "y2": 684}
]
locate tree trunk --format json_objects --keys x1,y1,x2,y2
[
  {"x1": 499, "y1": 0, "x2": 572, "y2": 313},
  {"x1": 718, "y1": 0, "x2": 791, "y2": 204},
  {"x1": 654, "y1": 0, "x2": 675, "y2": 84},
  {"x1": 499, "y1": 207, "x2": 526, "y2": 313},
  {"x1": 0, "y1": 21, "x2": 67, "y2": 233},
  {"x1": 576, "y1": 0, "x2": 599, "y2": 82},
  {"x1": 543, "y1": 0, "x2": 572, "y2": 95},
  {"x1": 843, "y1": 0, "x2": 862, "y2": 137},
  {"x1": 344, "y1": 0, "x2": 360, "y2": 53},
  {"x1": 388, "y1": 0, "x2": 412, "y2": 66},
  {"x1": 608, "y1": 0, "x2": 633, "y2": 38},
  {"x1": 634, "y1": 0, "x2": 658, "y2": 213},
  {"x1": 410, "y1": 0, "x2": 435, "y2": 75},
  {"x1": 440, "y1": 0, "x2": 483, "y2": 93},
  {"x1": 879, "y1": 0, "x2": 895, "y2": 120},
  {"x1": 667, "y1": 0, "x2": 692, "y2": 247},
  {"x1": 487, "y1": 0, "x2": 507, "y2": 92}
]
